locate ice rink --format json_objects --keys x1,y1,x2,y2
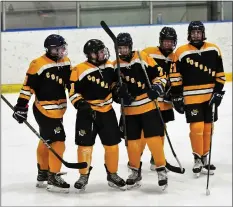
[{"x1": 1, "y1": 83, "x2": 232, "y2": 206}]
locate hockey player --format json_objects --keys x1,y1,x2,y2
[
  {"x1": 12, "y1": 34, "x2": 71, "y2": 193},
  {"x1": 69, "y1": 39, "x2": 126, "y2": 192},
  {"x1": 113, "y1": 33, "x2": 168, "y2": 190},
  {"x1": 143, "y1": 26, "x2": 177, "y2": 171},
  {"x1": 169, "y1": 21, "x2": 226, "y2": 177}
]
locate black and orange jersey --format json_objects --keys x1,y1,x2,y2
[
  {"x1": 17, "y1": 54, "x2": 72, "y2": 118},
  {"x1": 69, "y1": 60, "x2": 116, "y2": 113},
  {"x1": 112, "y1": 50, "x2": 167, "y2": 115},
  {"x1": 169, "y1": 42, "x2": 226, "y2": 105},
  {"x1": 143, "y1": 46, "x2": 174, "y2": 111}
]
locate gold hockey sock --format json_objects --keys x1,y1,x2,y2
[
  {"x1": 104, "y1": 145, "x2": 119, "y2": 173},
  {"x1": 189, "y1": 122, "x2": 204, "y2": 156},
  {"x1": 161, "y1": 135, "x2": 165, "y2": 147},
  {"x1": 127, "y1": 139, "x2": 142, "y2": 169},
  {"x1": 146, "y1": 136, "x2": 166, "y2": 167},
  {"x1": 140, "y1": 131, "x2": 147, "y2": 154},
  {"x1": 37, "y1": 140, "x2": 49, "y2": 170},
  {"x1": 78, "y1": 146, "x2": 93, "y2": 175},
  {"x1": 49, "y1": 141, "x2": 65, "y2": 173},
  {"x1": 203, "y1": 123, "x2": 212, "y2": 155}
]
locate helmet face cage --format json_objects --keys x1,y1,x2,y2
[
  {"x1": 49, "y1": 44, "x2": 68, "y2": 59},
  {"x1": 188, "y1": 21, "x2": 206, "y2": 42},
  {"x1": 44, "y1": 34, "x2": 68, "y2": 59},
  {"x1": 159, "y1": 27, "x2": 177, "y2": 52},
  {"x1": 84, "y1": 39, "x2": 110, "y2": 64}
]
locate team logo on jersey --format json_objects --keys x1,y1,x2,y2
[
  {"x1": 54, "y1": 126, "x2": 62, "y2": 134},
  {"x1": 191, "y1": 109, "x2": 199, "y2": 116},
  {"x1": 79, "y1": 129, "x2": 86, "y2": 136}
]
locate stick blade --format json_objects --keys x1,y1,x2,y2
[
  {"x1": 206, "y1": 188, "x2": 210, "y2": 196},
  {"x1": 63, "y1": 161, "x2": 88, "y2": 169},
  {"x1": 166, "y1": 162, "x2": 185, "y2": 174},
  {"x1": 100, "y1": 20, "x2": 116, "y2": 42}
]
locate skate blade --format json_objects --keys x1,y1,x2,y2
[
  {"x1": 75, "y1": 186, "x2": 86, "y2": 193},
  {"x1": 127, "y1": 181, "x2": 141, "y2": 190},
  {"x1": 201, "y1": 169, "x2": 214, "y2": 175},
  {"x1": 160, "y1": 184, "x2": 168, "y2": 191},
  {"x1": 150, "y1": 164, "x2": 156, "y2": 171},
  {"x1": 46, "y1": 185, "x2": 69, "y2": 193},
  {"x1": 194, "y1": 172, "x2": 201, "y2": 178},
  {"x1": 36, "y1": 181, "x2": 47, "y2": 188},
  {"x1": 108, "y1": 182, "x2": 126, "y2": 191}
]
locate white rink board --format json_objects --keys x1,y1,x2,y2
[{"x1": 1, "y1": 22, "x2": 232, "y2": 84}]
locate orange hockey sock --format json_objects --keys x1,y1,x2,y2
[
  {"x1": 49, "y1": 141, "x2": 65, "y2": 173},
  {"x1": 146, "y1": 136, "x2": 166, "y2": 167},
  {"x1": 189, "y1": 122, "x2": 204, "y2": 157},
  {"x1": 37, "y1": 140, "x2": 49, "y2": 170},
  {"x1": 78, "y1": 146, "x2": 93, "y2": 175},
  {"x1": 203, "y1": 123, "x2": 212, "y2": 155},
  {"x1": 104, "y1": 145, "x2": 119, "y2": 173},
  {"x1": 127, "y1": 139, "x2": 142, "y2": 169}
]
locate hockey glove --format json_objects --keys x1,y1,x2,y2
[
  {"x1": 147, "y1": 83, "x2": 164, "y2": 100},
  {"x1": 172, "y1": 95, "x2": 185, "y2": 114},
  {"x1": 112, "y1": 82, "x2": 135, "y2": 105},
  {"x1": 209, "y1": 91, "x2": 225, "y2": 107},
  {"x1": 75, "y1": 99, "x2": 95, "y2": 120},
  {"x1": 12, "y1": 105, "x2": 28, "y2": 124}
]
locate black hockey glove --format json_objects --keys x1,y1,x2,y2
[
  {"x1": 209, "y1": 91, "x2": 225, "y2": 107},
  {"x1": 172, "y1": 95, "x2": 185, "y2": 114},
  {"x1": 112, "y1": 82, "x2": 135, "y2": 105},
  {"x1": 75, "y1": 99, "x2": 96, "y2": 120},
  {"x1": 12, "y1": 105, "x2": 28, "y2": 124},
  {"x1": 147, "y1": 83, "x2": 164, "y2": 100}
]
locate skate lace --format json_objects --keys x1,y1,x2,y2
[
  {"x1": 129, "y1": 169, "x2": 138, "y2": 179},
  {"x1": 55, "y1": 173, "x2": 66, "y2": 184},
  {"x1": 78, "y1": 175, "x2": 88, "y2": 184},
  {"x1": 111, "y1": 173, "x2": 122, "y2": 182},
  {"x1": 194, "y1": 159, "x2": 203, "y2": 169},
  {"x1": 158, "y1": 171, "x2": 167, "y2": 181}
]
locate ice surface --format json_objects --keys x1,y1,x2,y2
[{"x1": 1, "y1": 83, "x2": 232, "y2": 206}]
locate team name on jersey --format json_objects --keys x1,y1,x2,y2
[
  {"x1": 86, "y1": 74, "x2": 109, "y2": 88},
  {"x1": 186, "y1": 57, "x2": 216, "y2": 77}
]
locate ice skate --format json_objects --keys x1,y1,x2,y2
[
  {"x1": 201, "y1": 154, "x2": 216, "y2": 175},
  {"x1": 156, "y1": 167, "x2": 168, "y2": 191},
  {"x1": 74, "y1": 166, "x2": 92, "y2": 193},
  {"x1": 105, "y1": 164, "x2": 126, "y2": 191},
  {"x1": 126, "y1": 162, "x2": 142, "y2": 190},
  {"x1": 36, "y1": 164, "x2": 48, "y2": 188},
  {"x1": 46, "y1": 172, "x2": 70, "y2": 193},
  {"x1": 193, "y1": 154, "x2": 203, "y2": 178}
]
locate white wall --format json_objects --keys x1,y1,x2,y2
[{"x1": 1, "y1": 22, "x2": 232, "y2": 84}]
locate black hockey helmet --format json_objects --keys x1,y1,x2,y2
[
  {"x1": 160, "y1": 27, "x2": 177, "y2": 47},
  {"x1": 44, "y1": 34, "x2": 67, "y2": 59},
  {"x1": 188, "y1": 21, "x2": 206, "y2": 42},
  {"x1": 83, "y1": 39, "x2": 109, "y2": 65},
  {"x1": 83, "y1": 39, "x2": 105, "y2": 55},
  {"x1": 117, "y1": 33, "x2": 133, "y2": 49},
  {"x1": 116, "y1": 33, "x2": 133, "y2": 61}
]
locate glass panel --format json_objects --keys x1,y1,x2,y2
[
  {"x1": 79, "y1": 1, "x2": 150, "y2": 27},
  {"x1": 223, "y1": 2, "x2": 233, "y2": 20},
  {"x1": 152, "y1": 2, "x2": 208, "y2": 24},
  {"x1": 5, "y1": 1, "x2": 77, "y2": 30}
]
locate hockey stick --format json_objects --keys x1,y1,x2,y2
[
  {"x1": 100, "y1": 20, "x2": 128, "y2": 146},
  {"x1": 1, "y1": 94, "x2": 88, "y2": 169},
  {"x1": 136, "y1": 51, "x2": 185, "y2": 174},
  {"x1": 206, "y1": 103, "x2": 215, "y2": 196}
]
